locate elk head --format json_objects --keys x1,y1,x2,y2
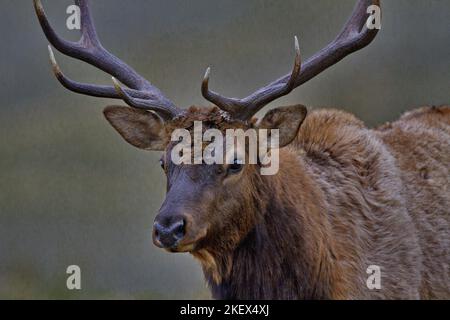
[{"x1": 34, "y1": 0, "x2": 380, "y2": 253}]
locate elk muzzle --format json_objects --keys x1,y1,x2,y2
[
  {"x1": 153, "y1": 214, "x2": 186, "y2": 250},
  {"x1": 153, "y1": 208, "x2": 209, "y2": 252}
]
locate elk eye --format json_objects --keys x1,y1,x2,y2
[{"x1": 228, "y1": 158, "x2": 243, "y2": 174}]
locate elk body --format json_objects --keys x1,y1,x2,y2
[{"x1": 35, "y1": 0, "x2": 449, "y2": 299}]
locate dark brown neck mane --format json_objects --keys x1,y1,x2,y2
[
  {"x1": 193, "y1": 107, "x2": 449, "y2": 299},
  {"x1": 202, "y1": 151, "x2": 341, "y2": 299}
]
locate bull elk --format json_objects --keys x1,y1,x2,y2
[{"x1": 34, "y1": 0, "x2": 449, "y2": 299}]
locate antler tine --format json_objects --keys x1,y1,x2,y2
[
  {"x1": 238, "y1": 36, "x2": 302, "y2": 119},
  {"x1": 34, "y1": 0, "x2": 182, "y2": 118},
  {"x1": 202, "y1": 36, "x2": 302, "y2": 120},
  {"x1": 202, "y1": 0, "x2": 381, "y2": 121},
  {"x1": 112, "y1": 78, "x2": 178, "y2": 120},
  {"x1": 47, "y1": 45, "x2": 150, "y2": 99},
  {"x1": 76, "y1": 0, "x2": 101, "y2": 46},
  {"x1": 201, "y1": 67, "x2": 241, "y2": 115}
]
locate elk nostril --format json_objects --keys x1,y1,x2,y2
[{"x1": 171, "y1": 219, "x2": 186, "y2": 240}]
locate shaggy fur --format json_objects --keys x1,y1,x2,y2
[
  {"x1": 106, "y1": 104, "x2": 449, "y2": 299},
  {"x1": 190, "y1": 106, "x2": 449, "y2": 299}
]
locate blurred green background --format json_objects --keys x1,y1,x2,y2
[{"x1": 0, "y1": 0, "x2": 448, "y2": 299}]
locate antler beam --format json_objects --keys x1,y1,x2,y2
[
  {"x1": 202, "y1": 0, "x2": 381, "y2": 120},
  {"x1": 34, "y1": 0, "x2": 182, "y2": 120}
]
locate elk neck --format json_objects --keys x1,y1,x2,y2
[{"x1": 194, "y1": 149, "x2": 341, "y2": 299}]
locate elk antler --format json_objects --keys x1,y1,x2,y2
[
  {"x1": 202, "y1": 0, "x2": 381, "y2": 121},
  {"x1": 34, "y1": 0, "x2": 183, "y2": 120}
]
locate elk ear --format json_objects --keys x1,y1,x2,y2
[
  {"x1": 257, "y1": 105, "x2": 307, "y2": 147},
  {"x1": 103, "y1": 106, "x2": 168, "y2": 151}
]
